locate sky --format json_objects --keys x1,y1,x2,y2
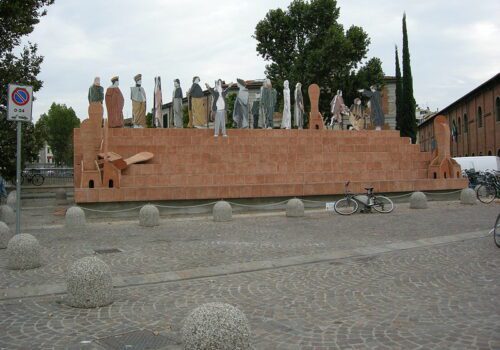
[{"x1": 23, "y1": 0, "x2": 500, "y2": 121}]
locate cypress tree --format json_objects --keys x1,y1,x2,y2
[
  {"x1": 395, "y1": 45, "x2": 403, "y2": 131},
  {"x1": 401, "y1": 13, "x2": 417, "y2": 143}
]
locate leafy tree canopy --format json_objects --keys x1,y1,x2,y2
[{"x1": 254, "y1": 0, "x2": 384, "y2": 114}]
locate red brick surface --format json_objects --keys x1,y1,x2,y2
[{"x1": 74, "y1": 128, "x2": 468, "y2": 203}]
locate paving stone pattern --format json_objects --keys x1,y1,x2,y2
[{"x1": 0, "y1": 201, "x2": 498, "y2": 349}]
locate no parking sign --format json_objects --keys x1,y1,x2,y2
[{"x1": 7, "y1": 84, "x2": 33, "y2": 122}]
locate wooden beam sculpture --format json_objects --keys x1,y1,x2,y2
[
  {"x1": 307, "y1": 84, "x2": 324, "y2": 130},
  {"x1": 428, "y1": 115, "x2": 461, "y2": 179}
]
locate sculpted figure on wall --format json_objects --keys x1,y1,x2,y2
[
  {"x1": 206, "y1": 79, "x2": 232, "y2": 137},
  {"x1": 294, "y1": 82, "x2": 304, "y2": 129},
  {"x1": 233, "y1": 78, "x2": 249, "y2": 128},
  {"x1": 173, "y1": 79, "x2": 183, "y2": 128},
  {"x1": 130, "y1": 74, "x2": 146, "y2": 128},
  {"x1": 281, "y1": 80, "x2": 291, "y2": 129},
  {"x1": 88, "y1": 77, "x2": 104, "y2": 104},
  {"x1": 259, "y1": 79, "x2": 275, "y2": 129},
  {"x1": 105, "y1": 76, "x2": 124, "y2": 128},
  {"x1": 188, "y1": 76, "x2": 206, "y2": 128},
  {"x1": 359, "y1": 85, "x2": 384, "y2": 130}
]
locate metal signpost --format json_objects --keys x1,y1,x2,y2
[{"x1": 7, "y1": 84, "x2": 34, "y2": 235}]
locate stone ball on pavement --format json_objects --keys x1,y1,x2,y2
[
  {"x1": 0, "y1": 221, "x2": 12, "y2": 249},
  {"x1": 139, "y1": 204, "x2": 159, "y2": 227},
  {"x1": 65, "y1": 206, "x2": 86, "y2": 229},
  {"x1": 66, "y1": 256, "x2": 113, "y2": 308},
  {"x1": 6, "y1": 191, "x2": 16, "y2": 210},
  {"x1": 181, "y1": 302, "x2": 251, "y2": 350},
  {"x1": 0, "y1": 205, "x2": 15, "y2": 225},
  {"x1": 55, "y1": 188, "x2": 67, "y2": 205},
  {"x1": 409, "y1": 191, "x2": 428, "y2": 209},
  {"x1": 7, "y1": 234, "x2": 42, "y2": 270},
  {"x1": 460, "y1": 188, "x2": 477, "y2": 205},
  {"x1": 213, "y1": 201, "x2": 232, "y2": 222},
  {"x1": 286, "y1": 198, "x2": 304, "y2": 217}
]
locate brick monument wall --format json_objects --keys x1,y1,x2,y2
[{"x1": 74, "y1": 128, "x2": 467, "y2": 203}]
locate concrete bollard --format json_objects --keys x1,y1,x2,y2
[
  {"x1": 139, "y1": 204, "x2": 159, "y2": 227},
  {"x1": 7, "y1": 234, "x2": 42, "y2": 270},
  {"x1": 0, "y1": 221, "x2": 12, "y2": 249},
  {"x1": 286, "y1": 198, "x2": 304, "y2": 217},
  {"x1": 409, "y1": 192, "x2": 428, "y2": 209},
  {"x1": 213, "y1": 201, "x2": 232, "y2": 222},
  {"x1": 460, "y1": 188, "x2": 477, "y2": 205},
  {"x1": 66, "y1": 256, "x2": 113, "y2": 308},
  {"x1": 0, "y1": 205, "x2": 15, "y2": 225},
  {"x1": 65, "y1": 206, "x2": 86, "y2": 229},
  {"x1": 182, "y1": 302, "x2": 251, "y2": 350}
]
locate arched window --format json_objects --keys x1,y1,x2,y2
[
  {"x1": 463, "y1": 113, "x2": 468, "y2": 133},
  {"x1": 458, "y1": 117, "x2": 461, "y2": 134},
  {"x1": 496, "y1": 97, "x2": 500, "y2": 122},
  {"x1": 477, "y1": 107, "x2": 483, "y2": 128},
  {"x1": 488, "y1": 150, "x2": 492, "y2": 156}
]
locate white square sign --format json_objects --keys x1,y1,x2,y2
[{"x1": 7, "y1": 84, "x2": 33, "y2": 122}]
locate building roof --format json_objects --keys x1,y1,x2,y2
[{"x1": 418, "y1": 72, "x2": 500, "y2": 128}]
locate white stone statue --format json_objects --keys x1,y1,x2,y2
[{"x1": 281, "y1": 80, "x2": 291, "y2": 129}]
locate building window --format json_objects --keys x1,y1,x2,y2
[
  {"x1": 458, "y1": 117, "x2": 461, "y2": 134},
  {"x1": 463, "y1": 113, "x2": 468, "y2": 133},
  {"x1": 496, "y1": 97, "x2": 500, "y2": 122},
  {"x1": 477, "y1": 107, "x2": 483, "y2": 128},
  {"x1": 488, "y1": 150, "x2": 492, "y2": 156}
]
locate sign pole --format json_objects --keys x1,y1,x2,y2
[{"x1": 15, "y1": 121, "x2": 21, "y2": 235}]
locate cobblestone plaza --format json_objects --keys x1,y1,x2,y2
[{"x1": 0, "y1": 201, "x2": 499, "y2": 349}]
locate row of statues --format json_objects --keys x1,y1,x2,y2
[{"x1": 87, "y1": 76, "x2": 384, "y2": 133}]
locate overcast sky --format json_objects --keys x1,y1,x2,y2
[{"x1": 25, "y1": 0, "x2": 500, "y2": 121}]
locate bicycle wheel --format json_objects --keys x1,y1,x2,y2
[
  {"x1": 372, "y1": 196, "x2": 394, "y2": 213},
  {"x1": 31, "y1": 174, "x2": 44, "y2": 186},
  {"x1": 476, "y1": 184, "x2": 495, "y2": 204},
  {"x1": 334, "y1": 198, "x2": 359, "y2": 215},
  {"x1": 494, "y1": 214, "x2": 500, "y2": 248}
]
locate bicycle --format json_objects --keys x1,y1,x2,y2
[
  {"x1": 21, "y1": 169, "x2": 44, "y2": 186},
  {"x1": 334, "y1": 181, "x2": 394, "y2": 215},
  {"x1": 494, "y1": 213, "x2": 500, "y2": 248},
  {"x1": 476, "y1": 170, "x2": 499, "y2": 204}
]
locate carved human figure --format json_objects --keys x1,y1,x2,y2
[
  {"x1": 105, "y1": 76, "x2": 124, "y2": 128},
  {"x1": 259, "y1": 79, "x2": 275, "y2": 129},
  {"x1": 349, "y1": 97, "x2": 366, "y2": 131},
  {"x1": 88, "y1": 77, "x2": 104, "y2": 104},
  {"x1": 294, "y1": 82, "x2": 304, "y2": 129},
  {"x1": 130, "y1": 74, "x2": 146, "y2": 128},
  {"x1": 359, "y1": 85, "x2": 384, "y2": 130},
  {"x1": 330, "y1": 90, "x2": 345, "y2": 129},
  {"x1": 252, "y1": 94, "x2": 260, "y2": 129},
  {"x1": 154, "y1": 77, "x2": 163, "y2": 128},
  {"x1": 233, "y1": 78, "x2": 249, "y2": 128},
  {"x1": 280, "y1": 80, "x2": 291, "y2": 129},
  {"x1": 206, "y1": 80, "x2": 232, "y2": 137},
  {"x1": 172, "y1": 79, "x2": 183, "y2": 128},
  {"x1": 188, "y1": 76, "x2": 205, "y2": 128}
]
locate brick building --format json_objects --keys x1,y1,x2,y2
[{"x1": 418, "y1": 73, "x2": 500, "y2": 157}]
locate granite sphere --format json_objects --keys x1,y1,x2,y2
[
  {"x1": 65, "y1": 206, "x2": 86, "y2": 229},
  {"x1": 0, "y1": 221, "x2": 12, "y2": 249},
  {"x1": 460, "y1": 188, "x2": 477, "y2": 205},
  {"x1": 286, "y1": 198, "x2": 304, "y2": 217},
  {"x1": 181, "y1": 302, "x2": 251, "y2": 350},
  {"x1": 7, "y1": 234, "x2": 42, "y2": 270},
  {"x1": 409, "y1": 192, "x2": 428, "y2": 209},
  {"x1": 66, "y1": 256, "x2": 113, "y2": 308},
  {"x1": 139, "y1": 204, "x2": 159, "y2": 227},
  {"x1": 213, "y1": 201, "x2": 232, "y2": 222},
  {"x1": 0, "y1": 205, "x2": 15, "y2": 225}
]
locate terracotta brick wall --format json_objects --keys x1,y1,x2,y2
[{"x1": 74, "y1": 128, "x2": 467, "y2": 203}]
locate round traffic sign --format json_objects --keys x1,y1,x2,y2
[{"x1": 11, "y1": 88, "x2": 30, "y2": 106}]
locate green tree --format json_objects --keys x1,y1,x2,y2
[
  {"x1": 254, "y1": 0, "x2": 382, "y2": 115},
  {"x1": 395, "y1": 45, "x2": 403, "y2": 131},
  {"x1": 145, "y1": 112, "x2": 154, "y2": 128},
  {"x1": 0, "y1": 0, "x2": 55, "y2": 181},
  {"x1": 400, "y1": 13, "x2": 417, "y2": 143},
  {"x1": 43, "y1": 103, "x2": 80, "y2": 166},
  {"x1": 225, "y1": 93, "x2": 237, "y2": 128}
]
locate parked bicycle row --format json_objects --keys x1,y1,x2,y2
[{"x1": 462, "y1": 169, "x2": 500, "y2": 204}]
